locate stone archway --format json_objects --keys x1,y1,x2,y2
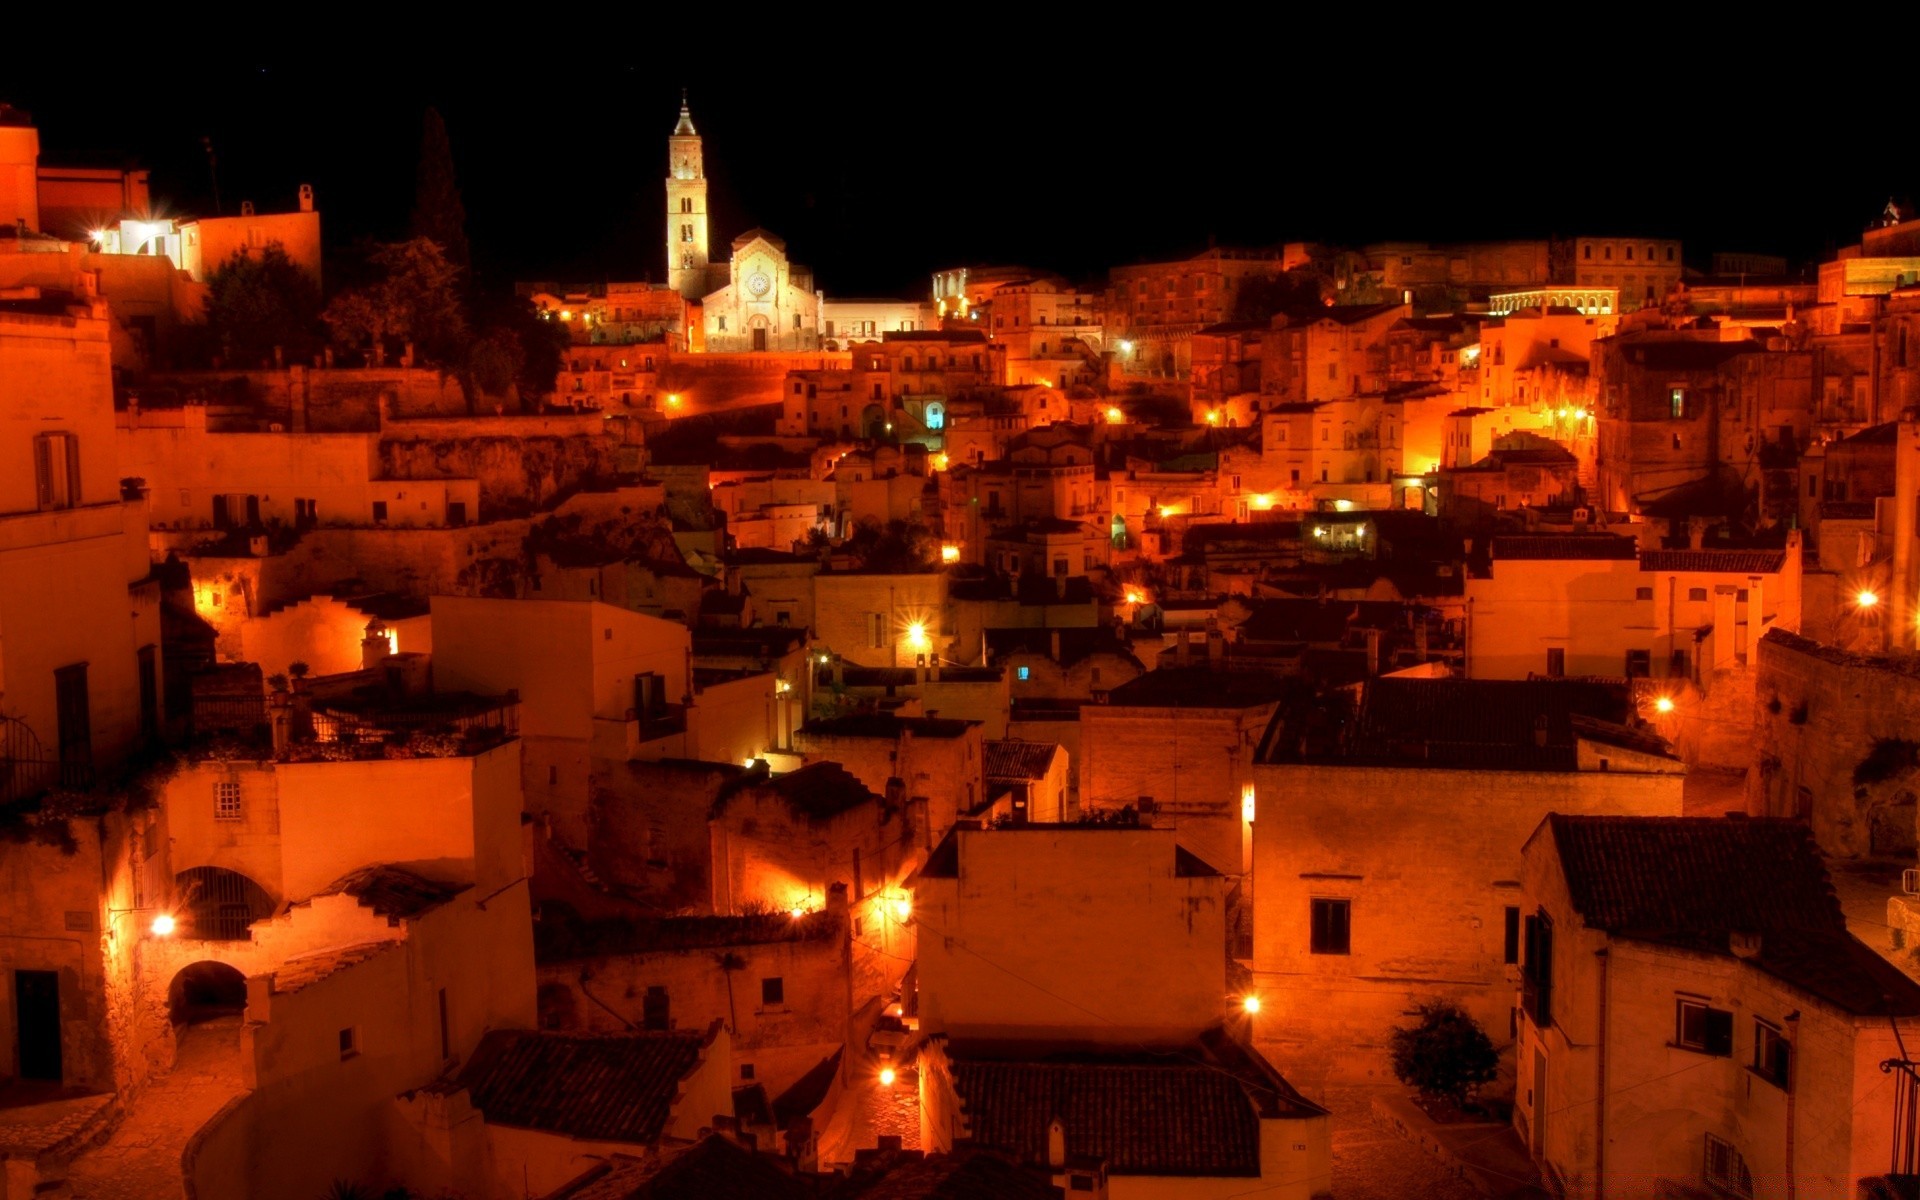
[
  {"x1": 168, "y1": 961, "x2": 248, "y2": 1026},
  {"x1": 173, "y1": 866, "x2": 277, "y2": 941}
]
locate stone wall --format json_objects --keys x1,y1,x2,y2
[
  {"x1": 1751, "y1": 629, "x2": 1920, "y2": 859},
  {"x1": 378, "y1": 418, "x2": 631, "y2": 519}
]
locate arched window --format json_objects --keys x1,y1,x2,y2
[{"x1": 924, "y1": 401, "x2": 946, "y2": 430}]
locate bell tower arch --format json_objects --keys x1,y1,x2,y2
[{"x1": 665, "y1": 92, "x2": 710, "y2": 300}]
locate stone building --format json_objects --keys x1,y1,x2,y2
[
  {"x1": 1248, "y1": 677, "x2": 1683, "y2": 1069},
  {"x1": 1080, "y1": 667, "x2": 1286, "y2": 874},
  {"x1": 1514, "y1": 815, "x2": 1920, "y2": 1200},
  {"x1": 912, "y1": 824, "x2": 1332, "y2": 1198},
  {"x1": 1260, "y1": 303, "x2": 1408, "y2": 406}
]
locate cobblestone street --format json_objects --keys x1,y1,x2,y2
[
  {"x1": 1324, "y1": 1086, "x2": 1483, "y2": 1200},
  {"x1": 64, "y1": 1018, "x2": 247, "y2": 1200}
]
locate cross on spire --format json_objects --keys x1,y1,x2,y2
[{"x1": 674, "y1": 90, "x2": 696, "y2": 137}]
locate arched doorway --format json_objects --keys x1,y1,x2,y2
[
  {"x1": 749, "y1": 313, "x2": 771, "y2": 352},
  {"x1": 168, "y1": 961, "x2": 247, "y2": 1025},
  {"x1": 173, "y1": 867, "x2": 276, "y2": 941}
]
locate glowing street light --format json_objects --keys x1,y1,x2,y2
[
  {"x1": 905, "y1": 622, "x2": 930, "y2": 650},
  {"x1": 1858, "y1": 590, "x2": 1881, "y2": 610},
  {"x1": 878, "y1": 1066, "x2": 897, "y2": 1087},
  {"x1": 1242, "y1": 994, "x2": 1261, "y2": 1015},
  {"x1": 149, "y1": 914, "x2": 176, "y2": 937},
  {"x1": 1106, "y1": 407, "x2": 1124, "y2": 423},
  {"x1": 892, "y1": 895, "x2": 912, "y2": 920},
  {"x1": 1654, "y1": 696, "x2": 1676, "y2": 714},
  {"x1": 666, "y1": 393, "x2": 682, "y2": 408}
]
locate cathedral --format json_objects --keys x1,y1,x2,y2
[{"x1": 666, "y1": 97, "x2": 822, "y2": 352}]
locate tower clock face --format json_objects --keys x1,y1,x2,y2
[{"x1": 747, "y1": 271, "x2": 771, "y2": 297}]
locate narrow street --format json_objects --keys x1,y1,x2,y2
[{"x1": 64, "y1": 1018, "x2": 248, "y2": 1200}]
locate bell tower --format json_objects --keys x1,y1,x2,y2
[{"x1": 665, "y1": 93, "x2": 710, "y2": 300}]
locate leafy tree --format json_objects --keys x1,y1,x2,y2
[
  {"x1": 468, "y1": 290, "x2": 568, "y2": 403},
  {"x1": 466, "y1": 328, "x2": 524, "y2": 401},
  {"x1": 1389, "y1": 1001, "x2": 1498, "y2": 1109},
  {"x1": 842, "y1": 518, "x2": 935, "y2": 573},
  {"x1": 1229, "y1": 267, "x2": 1330, "y2": 324},
  {"x1": 323, "y1": 238, "x2": 467, "y2": 367},
  {"x1": 409, "y1": 107, "x2": 470, "y2": 268},
  {"x1": 202, "y1": 243, "x2": 323, "y2": 368}
]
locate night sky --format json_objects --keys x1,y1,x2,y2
[{"x1": 9, "y1": 45, "x2": 1910, "y2": 298}]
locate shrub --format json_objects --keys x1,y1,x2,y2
[{"x1": 1389, "y1": 1001, "x2": 1498, "y2": 1108}]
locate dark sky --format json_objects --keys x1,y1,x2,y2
[{"x1": 8, "y1": 43, "x2": 1910, "y2": 298}]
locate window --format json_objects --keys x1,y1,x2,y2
[
  {"x1": 1753, "y1": 1020, "x2": 1791, "y2": 1089},
  {"x1": 1309, "y1": 898, "x2": 1351, "y2": 955},
  {"x1": 438, "y1": 988, "x2": 451, "y2": 1060},
  {"x1": 760, "y1": 977, "x2": 785, "y2": 1007},
  {"x1": 1670, "y1": 387, "x2": 1686, "y2": 419},
  {"x1": 740, "y1": 1062, "x2": 755, "y2": 1081},
  {"x1": 338, "y1": 1027, "x2": 359, "y2": 1060},
  {"x1": 1675, "y1": 997, "x2": 1735, "y2": 1055},
  {"x1": 1503, "y1": 906, "x2": 1521, "y2": 964},
  {"x1": 1626, "y1": 649, "x2": 1651, "y2": 678},
  {"x1": 1583, "y1": 244, "x2": 1592, "y2": 260},
  {"x1": 1704, "y1": 1134, "x2": 1753, "y2": 1197},
  {"x1": 680, "y1": 197, "x2": 692, "y2": 214},
  {"x1": 214, "y1": 781, "x2": 242, "y2": 821},
  {"x1": 1522, "y1": 912, "x2": 1553, "y2": 1026},
  {"x1": 1688, "y1": 587, "x2": 1708, "y2": 602},
  {"x1": 642, "y1": 986, "x2": 669, "y2": 1031},
  {"x1": 867, "y1": 613, "x2": 886, "y2": 649},
  {"x1": 717, "y1": 316, "x2": 726, "y2": 331},
  {"x1": 1546, "y1": 648, "x2": 1565, "y2": 677},
  {"x1": 1016, "y1": 666, "x2": 1030, "y2": 681},
  {"x1": 1636, "y1": 586, "x2": 1654, "y2": 600},
  {"x1": 54, "y1": 663, "x2": 91, "y2": 789},
  {"x1": 33, "y1": 432, "x2": 80, "y2": 510},
  {"x1": 371, "y1": 500, "x2": 388, "y2": 524}
]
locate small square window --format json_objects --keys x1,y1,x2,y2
[
  {"x1": 1688, "y1": 587, "x2": 1708, "y2": 602},
  {"x1": 339, "y1": 1027, "x2": 359, "y2": 1060},
  {"x1": 1016, "y1": 666, "x2": 1030, "y2": 681},
  {"x1": 741, "y1": 1062, "x2": 756, "y2": 1081},
  {"x1": 1635, "y1": 587, "x2": 1654, "y2": 600},
  {"x1": 1310, "y1": 898, "x2": 1351, "y2": 955},
  {"x1": 761, "y1": 977, "x2": 785, "y2": 1006},
  {"x1": 1675, "y1": 997, "x2": 1734, "y2": 1055},
  {"x1": 214, "y1": 780, "x2": 242, "y2": 821}
]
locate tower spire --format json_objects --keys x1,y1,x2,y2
[{"x1": 674, "y1": 90, "x2": 696, "y2": 137}]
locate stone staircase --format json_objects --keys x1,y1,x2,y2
[{"x1": 0, "y1": 1093, "x2": 122, "y2": 1197}]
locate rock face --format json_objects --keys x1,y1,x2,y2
[
  {"x1": 379, "y1": 432, "x2": 621, "y2": 519},
  {"x1": 1751, "y1": 629, "x2": 1920, "y2": 859}
]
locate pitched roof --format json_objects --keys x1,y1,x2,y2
[
  {"x1": 837, "y1": 1151, "x2": 1058, "y2": 1199},
  {"x1": 1103, "y1": 667, "x2": 1287, "y2": 709},
  {"x1": 540, "y1": 1136, "x2": 814, "y2": 1200},
  {"x1": 800, "y1": 714, "x2": 977, "y2": 740},
  {"x1": 270, "y1": 942, "x2": 395, "y2": 995},
  {"x1": 1490, "y1": 534, "x2": 1638, "y2": 561},
  {"x1": 946, "y1": 1032, "x2": 1320, "y2": 1177},
  {"x1": 320, "y1": 865, "x2": 467, "y2": 922},
  {"x1": 983, "y1": 739, "x2": 1060, "y2": 781},
  {"x1": 1276, "y1": 676, "x2": 1647, "y2": 771},
  {"x1": 1639, "y1": 548, "x2": 1789, "y2": 574},
  {"x1": 459, "y1": 1028, "x2": 714, "y2": 1144},
  {"x1": 1546, "y1": 816, "x2": 1920, "y2": 1016}
]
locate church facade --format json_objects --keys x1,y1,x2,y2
[{"x1": 665, "y1": 98, "x2": 822, "y2": 353}]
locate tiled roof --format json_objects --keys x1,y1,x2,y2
[
  {"x1": 1102, "y1": 667, "x2": 1287, "y2": 709},
  {"x1": 321, "y1": 866, "x2": 467, "y2": 922},
  {"x1": 459, "y1": 1028, "x2": 713, "y2": 1144},
  {"x1": 1619, "y1": 340, "x2": 1758, "y2": 371},
  {"x1": 1547, "y1": 816, "x2": 1920, "y2": 1016},
  {"x1": 1282, "y1": 676, "x2": 1641, "y2": 771},
  {"x1": 837, "y1": 1150, "x2": 1058, "y2": 1199},
  {"x1": 955, "y1": 1058, "x2": 1260, "y2": 1175},
  {"x1": 1490, "y1": 534, "x2": 1638, "y2": 561},
  {"x1": 946, "y1": 1032, "x2": 1320, "y2": 1178},
  {"x1": 541, "y1": 1135, "x2": 814, "y2": 1200},
  {"x1": 772, "y1": 1048, "x2": 843, "y2": 1127},
  {"x1": 271, "y1": 942, "x2": 395, "y2": 995},
  {"x1": 1639, "y1": 548, "x2": 1788, "y2": 574},
  {"x1": 1173, "y1": 846, "x2": 1223, "y2": 877},
  {"x1": 984, "y1": 739, "x2": 1060, "y2": 781}
]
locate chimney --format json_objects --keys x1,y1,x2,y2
[
  {"x1": 298, "y1": 183, "x2": 314, "y2": 213},
  {"x1": 1050, "y1": 629, "x2": 1062, "y2": 662},
  {"x1": 1365, "y1": 627, "x2": 1382, "y2": 675},
  {"x1": 1176, "y1": 628, "x2": 1191, "y2": 666},
  {"x1": 1048, "y1": 1117, "x2": 1067, "y2": 1169}
]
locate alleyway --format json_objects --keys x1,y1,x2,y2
[
  {"x1": 64, "y1": 1017, "x2": 248, "y2": 1200},
  {"x1": 1324, "y1": 1086, "x2": 1484, "y2": 1200}
]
